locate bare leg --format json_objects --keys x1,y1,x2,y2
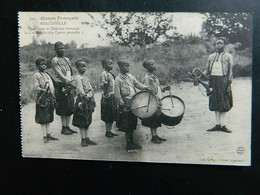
[
  {"x1": 215, "y1": 111, "x2": 221, "y2": 125},
  {"x1": 46, "y1": 123, "x2": 50, "y2": 135},
  {"x1": 105, "y1": 122, "x2": 112, "y2": 132},
  {"x1": 220, "y1": 112, "x2": 226, "y2": 126},
  {"x1": 61, "y1": 116, "x2": 72, "y2": 134},
  {"x1": 41, "y1": 124, "x2": 48, "y2": 143},
  {"x1": 80, "y1": 128, "x2": 86, "y2": 139},
  {"x1": 66, "y1": 115, "x2": 71, "y2": 127},
  {"x1": 207, "y1": 111, "x2": 221, "y2": 131},
  {"x1": 66, "y1": 115, "x2": 77, "y2": 133},
  {"x1": 41, "y1": 124, "x2": 47, "y2": 137},
  {"x1": 219, "y1": 112, "x2": 231, "y2": 133},
  {"x1": 151, "y1": 128, "x2": 161, "y2": 144},
  {"x1": 85, "y1": 128, "x2": 89, "y2": 138},
  {"x1": 61, "y1": 116, "x2": 66, "y2": 126},
  {"x1": 80, "y1": 128, "x2": 87, "y2": 147},
  {"x1": 151, "y1": 128, "x2": 156, "y2": 136}
]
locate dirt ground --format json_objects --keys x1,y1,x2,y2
[{"x1": 21, "y1": 78, "x2": 251, "y2": 166}]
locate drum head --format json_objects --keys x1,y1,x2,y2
[
  {"x1": 161, "y1": 95, "x2": 185, "y2": 117},
  {"x1": 131, "y1": 91, "x2": 159, "y2": 119}
]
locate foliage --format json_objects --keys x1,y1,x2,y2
[
  {"x1": 96, "y1": 12, "x2": 182, "y2": 48},
  {"x1": 202, "y1": 13, "x2": 252, "y2": 49}
]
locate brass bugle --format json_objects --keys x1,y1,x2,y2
[
  {"x1": 192, "y1": 68, "x2": 210, "y2": 80},
  {"x1": 191, "y1": 68, "x2": 213, "y2": 96}
]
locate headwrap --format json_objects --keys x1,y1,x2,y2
[
  {"x1": 54, "y1": 41, "x2": 64, "y2": 49},
  {"x1": 101, "y1": 57, "x2": 113, "y2": 67},
  {"x1": 117, "y1": 58, "x2": 130, "y2": 67},
  {"x1": 142, "y1": 59, "x2": 155, "y2": 69}
]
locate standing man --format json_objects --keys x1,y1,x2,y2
[
  {"x1": 52, "y1": 41, "x2": 77, "y2": 135},
  {"x1": 114, "y1": 58, "x2": 149, "y2": 151},
  {"x1": 204, "y1": 37, "x2": 233, "y2": 133}
]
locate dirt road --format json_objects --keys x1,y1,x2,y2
[{"x1": 21, "y1": 78, "x2": 251, "y2": 165}]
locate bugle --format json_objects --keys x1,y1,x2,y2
[{"x1": 190, "y1": 68, "x2": 213, "y2": 96}]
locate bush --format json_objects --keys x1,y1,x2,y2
[{"x1": 233, "y1": 64, "x2": 252, "y2": 77}]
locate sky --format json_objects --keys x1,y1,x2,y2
[{"x1": 19, "y1": 12, "x2": 205, "y2": 48}]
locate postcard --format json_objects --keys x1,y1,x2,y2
[{"x1": 19, "y1": 12, "x2": 252, "y2": 165}]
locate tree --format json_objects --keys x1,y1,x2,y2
[
  {"x1": 94, "y1": 12, "x2": 182, "y2": 48},
  {"x1": 65, "y1": 40, "x2": 77, "y2": 49},
  {"x1": 202, "y1": 13, "x2": 252, "y2": 49}
]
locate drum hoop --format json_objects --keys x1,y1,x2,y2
[
  {"x1": 131, "y1": 90, "x2": 160, "y2": 107},
  {"x1": 131, "y1": 90, "x2": 160, "y2": 118},
  {"x1": 161, "y1": 95, "x2": 185, "y2": 112}
]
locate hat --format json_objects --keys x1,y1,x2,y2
[{"x1": 117, "y1": 58, "x2": 129, "y2": 66}]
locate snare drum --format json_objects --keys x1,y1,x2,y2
[
  {"x1": 131, "y1": 90, "x2": 161, "y2": 120},
  {"x1": 160, "y1": 95, "x2": 185, "y2": 126}
]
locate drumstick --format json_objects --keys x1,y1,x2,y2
[
  {"x1": 146, "y1": 92, "x2": 151, "y2": 113},
  {"x1": 131, "y1": 105, "x2": 147, "y2": 111},
  {"x1": 169, "y1": 90, "x2": 174, "y2": 108}
]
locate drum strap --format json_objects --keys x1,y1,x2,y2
[
  {"x1": 81, "y1": 78, "x2": 93, "y2": 96},
  {"x1": 39, "y1": 72, "x2": 51, "y2": 93},
  {"x1": 121, "y1": 74, "x2": 137, "y2": 93},
  {"x1": 150, "y1": 73, "x2": 164, "y2": 97}
]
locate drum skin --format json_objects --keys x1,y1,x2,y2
[
  {"x1": 131, "y1": 90, "x2": 161, "y2": 120},
  {"x1": 160, "y1": 95, "x2": 185, "y2": 126}
]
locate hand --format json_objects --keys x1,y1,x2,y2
[
  {"x1": 163, "y1": 86, "x2": 171, "y2": 91},
  {"x1": 145, "y1": 87, "x2": 151, "y2": 91},
  {"x1": 68, "y1": 80, "x2": 76, "y2": 88},
  {"x1": 119, "y1": 104, "x2": 128, "y2": 113},
  {"x1": 226, "y1": 83, "x2": 231, "y2": 94},
  {"x1": 78, "y1": 102, "x2": 83, "y2": 109},
  {"x1": 40, "y1": 88, "x2": 47, "y2": 92}
]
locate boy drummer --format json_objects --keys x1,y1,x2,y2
[
  {"x1": 114, "y1": 58, "x2": 149, "y2": 151},
  {"x1": 100, "y1": 58, "x2": 118, "y2": 138},
  {"x1": 142, "y1": 59, "x2": 171, "y2": 144}
]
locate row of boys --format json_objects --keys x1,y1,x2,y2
[{"x1": 34, "y1": 41, "x2": 170, "y2": 151}]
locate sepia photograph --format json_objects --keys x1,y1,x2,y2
[{"x1": 19, "y1": 12, "x2": 252, "y2": 165}]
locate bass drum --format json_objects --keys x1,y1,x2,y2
[
  {"x1": 131, "y1": 90, "x2": 161, "y2": 120},
  {"x1": 160, "y1": 95, "x2": 185, "y2": 126}
]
